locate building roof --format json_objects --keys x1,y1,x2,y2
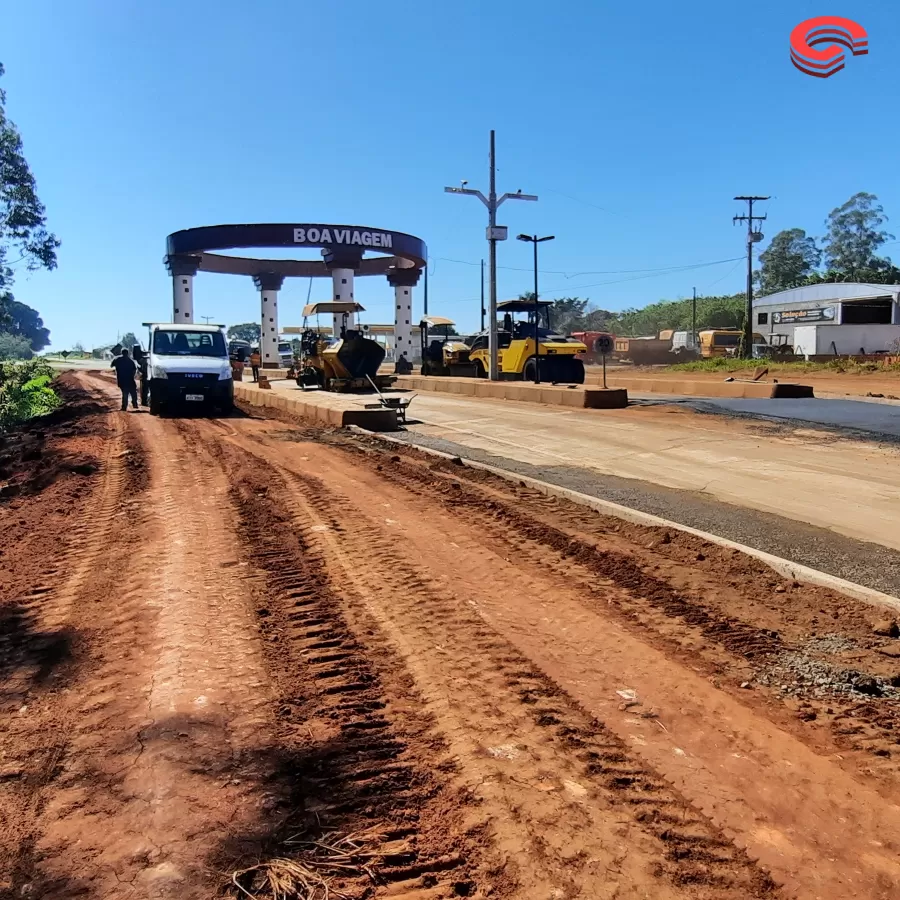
[{"x1": 755, "y1": 283, "x2": 900, "y2": 308}]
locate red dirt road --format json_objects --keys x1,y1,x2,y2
[{"x1": 2, "y1": 373, "x2": 900, "y2": 899}]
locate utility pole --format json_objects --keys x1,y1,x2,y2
[
  {"x1": 480, "y1": 259, "x2": 485, "y2": 332},
  {"x1": 692, "y1": 287, "x2": 697, "y2": 348},
  {"x1": 733, "y1": 196, "x2": 769, "y2": 358},
  {"x1": 445, "y1": 131, "x2": 537, "y2": 380}
]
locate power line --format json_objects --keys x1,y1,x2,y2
[
  {"x1": 433, "y1": 254, "x2": 745, "y2": 279},
  {"x1": 541, "y1": 187, "x2": 622, "y2": 217},
  {"x1": 429, "y1": 256, "x2": 746, "y2": 306},
  {"x1": 702, "y1": 258, "x2": 744, "y2": 291},
  {"x1": 525, "y1": 257, "x2": 746, "y2": 296}
]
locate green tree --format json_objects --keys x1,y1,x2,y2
[
  {"x1": 823, "y1": 192, "x2": 894, "y2": 273},
  {"x1": 227, "y1": 322, "x2": 261, "y2": 343},
  {"x1": 0, "y1": 332, "x2": 32, "y2": 359},
  {"x1": 1, "y1": 299, "x2": 50, "y2": 350},
  {"x1": 757, "y1": 229, "x2": 821, "y2": 295},
  {"x1": 0, "y1": 63, "x2": 60, "y2": 326},
  {"x1": 610, "y1": 294, "x2": 745, "y2": 336},
  {"x1": 546, "y1": 297, "x2": 588, "y2": 333},
  {"x1": 119, "y1": 331, "x2": 139, "y2": 351},
  {"x1": 581, "y1": 306, "x2": 618, "y2": 331}
]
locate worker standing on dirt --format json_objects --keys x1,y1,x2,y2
[
  {"x1": 110, "y1": 348, "x2": 139, "y2": 411},
  {"x1": 250, "y1": 348, "x2": 261, "y2": 382},
  {"x1": 132, "y1": 345, "x2": 149, "y2": 406}
]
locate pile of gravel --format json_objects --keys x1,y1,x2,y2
[{"x1": 756, "y1": 634, "x2": 900, "y2": 699}]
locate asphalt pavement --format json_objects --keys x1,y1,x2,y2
[{"x1": 675, "y1": 397, "x2": 900, "y2": 439}]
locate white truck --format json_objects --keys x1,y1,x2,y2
[{"x1": 143, "y1": 322, "x2": 234, "y2": 416}]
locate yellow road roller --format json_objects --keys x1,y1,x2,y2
[
  {"x1": 419, "y1": 315, "x2": 476, "y2": 377},
  {"x1": 467, "y1": 299, "x2": 587, "y2": 382}
]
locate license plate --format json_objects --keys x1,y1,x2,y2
[{"x1": 185, "y1": 394, "x2": 205, "y2": 402}]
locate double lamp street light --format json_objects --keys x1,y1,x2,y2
[{"x1": 517, "y1": 233, "x2": 554, "y2": 385}]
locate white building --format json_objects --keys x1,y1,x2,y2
[{"x1": 753, "y1": 283, "x2": 900, "y2": 356}]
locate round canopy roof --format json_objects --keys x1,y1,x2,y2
[{"x1": 165, "y1": 223, "x2": 427, "y2": 278}]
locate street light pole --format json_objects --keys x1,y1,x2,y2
[
  {"x1": 517, "y1": 233, "x2": 555, "y2": 384},
  {"x1": 444, "y1": 130, "x2": 537, "y2": 380},
  {"x1": 200, "y1": 315, "x2": 214, "y2": 324},
  {"x1": 480, "y1": 259, "x2": 485, "y2": 332}
]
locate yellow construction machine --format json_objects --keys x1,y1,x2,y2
[
  {"x1": 295, "y1": 302, "x2": 395, "y2": 393},
  {"x1": 466, "y1": 299, "x2": 587, "y2": 382},
  {"x1": 419, "y1": 316, "x2": 476, "y2": 376}
]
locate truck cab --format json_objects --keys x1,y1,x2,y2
[{"x1": 144, "y1": 323, "x2": 234, "y2": 416}]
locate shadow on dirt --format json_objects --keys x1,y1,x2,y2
[
  {"x1": 0, "y1": 603, "x2": 78, "y2": 702},
  {"x1": 0, "y1": 852, "x2": 94, "y2": 900},
  {"x1": 121, "y1": 710, "x2": 419, "y2": 898}
]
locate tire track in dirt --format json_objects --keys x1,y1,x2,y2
[
  {"x1": 1, "y1": 381, "x2": 142, "y2": 896},
  {"x1": 216, "y1": 430, "x2": 776, "y2": 900},
  {"x1": 217, "y1": 423, "x2": 900, "y2": 898},
  {"x1": 26, "y1": 381, "x2": 275, "y2": 899},
  {"x1": 340, "y1": 438, "x2": 900, "y2": 786},
  {"x1": 206, "y1": 432, "x2": 483, "y2": 899}
]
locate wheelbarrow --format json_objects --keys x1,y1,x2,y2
[{"x1": 365, "y1": 376, "x2": 415, "y2": 424}]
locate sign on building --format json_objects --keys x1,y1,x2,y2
[{"x1": 772, "y1": 306, "x2": 836, "y2": 325}]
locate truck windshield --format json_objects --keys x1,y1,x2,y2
[
  {"x1": 712, "y1": 333, "x2": 740, "y2": 347},
  {"x1": 153, "y1": 330, "x2": 227, "y2": 357}
]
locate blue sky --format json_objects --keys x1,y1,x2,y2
[{"x1": 3, "y1": 0, "x2": 899, "y2": 348}]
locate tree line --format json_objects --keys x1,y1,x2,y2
[
  {"x1": 0, "y1": 62, "x2": 58, "y2": 360},
  {"x1": 756, "y1": 192, "x2": 896, "y2": 294},
  {"x1": 540, "y1": 294, "x2": 744, "y2": 338},
  {"x1": 544, "y1": 192, "x2": 897, "y2": 337}
]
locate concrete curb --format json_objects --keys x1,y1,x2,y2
[
  {"x1": 586, "y1": 376, "x2": 815, "y2": 399},
  {"x1": 396, "y1": 374, "x2": 813, "y2": 402},
  {"x1": 235, "y1": 383, "x2": 397, "y2": 430},
  {"x1": 393, "y1": 375, "x2": 628, "y2": 408},
  {"x1": 351, "y1": 427, "x2": 900, "y2": 615}
]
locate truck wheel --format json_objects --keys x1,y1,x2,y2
[
  {"x1": 524, "y1": 359, "x2": 538, "y2": 382},
  {"x1": 149, "y1": 393, "x2": 162, "y2": 416},
  {"x1": 473, "y1": 360, "x2": 487, "y2": 379}
]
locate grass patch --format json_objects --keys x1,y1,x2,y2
[{"x1": 666, "y1": 357, "x2": 900, "y2": 376}]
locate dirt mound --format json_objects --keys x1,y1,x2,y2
[{"x1": 0, "y1": 376, "x2": 113, "y2": 501}]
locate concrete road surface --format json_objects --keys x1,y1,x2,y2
[{"x1": 399, "y1": 392, "x2": 900, "y2": 558}]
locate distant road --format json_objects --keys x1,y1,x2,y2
[{"x1": 45, "y1": 358, "x2": 108, "y2": 371}]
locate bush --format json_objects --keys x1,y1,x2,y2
[
  {"x1": 0, "y1": 333, "x2": 35, "y2": 360},
  {"x1": 0, "y1": 360, "x2": 61, "y2": 430}
]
